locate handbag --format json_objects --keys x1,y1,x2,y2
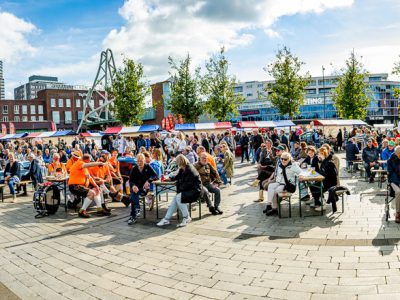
[{"x1": 282, "y1": 166, "x2": 296, "y2": 193}]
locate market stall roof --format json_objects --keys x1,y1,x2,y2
[
  {"x1": 51, "y1": 130, "x2": 75, "y2": 137},
  {"x1": 0, "y1": 134, "x2": 15, "y2": 140},
  {"x1": 37, "y1": 131, "x2": 57, "y2": 138},
  {"x1": 274, "y1": 120, "x2": 295, "y2": 127},
  {"x1": 174, "y1": 122, "x2": 232, "y2": 131},
  {"x1": 237, "y1": 121, "x2": 275, "y2": 128},
  {"x1": 11, "y1": 132, "x2": 28, "y2": 139},
  {"x1": 313, "y1": 119, "x2": 367, "y2": 126},
  {"x1": 373, "y1": 124, "x2": 394, "y2": 128},
  {"x1": 120, "y1": 125, "x2": 160, "y2": 135},
  {"x1": 80, "y1": 132, "x2": 104, "y2": 137},
  {"x1": 103, "y1": 127, "x2": 122, "y2": 134},
  {"x1": 25, "y1": 132, "x2": 42, "y2": 138}
]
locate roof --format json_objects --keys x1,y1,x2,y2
[
  {"x1": 174, "y1": 122, "x2": 232, "y2": 131},
  {"x1": 313, "y1": 119, "x2": 367, "y2": 126},
  {"x1": 104, "y1": 127, "x2": 122, "y2": 134}
]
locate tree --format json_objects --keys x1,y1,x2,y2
[
  {"x1": 108, "y1": 58, "x2": 150, "y2": 125},
  {"x1": 392, "y1": 55, "x2": 400, "y2": 98},
  {"x1": 167, "y1": 54, "x2": 203, "y2": 123},
  {"x1": 332, "y1": 51, "x2": 371, "y2": 119},
  {"x1": 265, "y1": 46, "x2": 311, "y2": 119},
  {"x1": 201, "y1": 47, "x2": 244, "y2": 121}
]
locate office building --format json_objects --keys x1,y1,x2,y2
[{"x1": 0, "y1": 61, "x2": 5, "y2": 100}]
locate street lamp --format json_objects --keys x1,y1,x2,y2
[{"x1": 322, "y1": 66, "x2": 326, "y2": 119}]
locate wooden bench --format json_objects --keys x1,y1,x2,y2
[
  {"x1": 17, "y1": 180, "x2": 32, "y2": 196},
  {"x1": 277, "y1": 191, "x2": 292, "y2": 218}
]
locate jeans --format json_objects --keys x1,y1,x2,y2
[
  {"x1": 129, "y1": 188, "x2": 146, "y2": 217},
  {"x1": 219, "y1": 169, "x2": 228, "y2": 185},
  {"x1": 0, "y1": 177, "x2": 20, "y2": 195},
  {"x1": 251, "y1": 148, "x2": 256, "y2": 164},
  {"x1": 164, "y1": 193, "x2": 189, "y2": 220},
  {"x1": 364, "y1": 163, "x2": 378, "y2": 179},
  {"x1": 203, "y1": 183, "x2": 221, "y2": 208},
  {"x1": 241, "y1": 146, "x2": 249, "y2": 162}
]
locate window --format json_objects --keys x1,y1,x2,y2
[
  {"x1": 22, "y1": 116, "x2": 28, "y2": 121},
  {"x1": 2, "y1": 105, "x2": 8, "y2": 114},
  {"x1": 2, "y1": 116, "x2": 8, "y2": 122},
  {"x1": 52, "y1": 111, "x2": 60, "y2": 124},
  {"x1": 38, "y1": 116, "x2": 44, "y2": 121},
  {"x1": 14, "y1": 105, "x2": 19, "y2": 114},
  {"x1": 66, "y1": 99, "x2": 71, "y2": 107},
  {"x1": 90, "y1": 100, "x2": 95, "y2": 108},
  {"x1": 99, "y1": 100, "x2": 104, "y2": 106},
  {"x1": 31, "y1": 116, "x2": 36, "y2": 121},
  {"x1": 76, "y1": 99, "x2": 81, "y2": 108},
  {"x1": 234, "y1": 86, "x2": 243, "y2": 93},
  {"x1": 65, "y1": 111, "x2": 72, "y2": 124},
  {"x1": 14, "y1": 116, "x2": 20, "y2": 122},
  {"x1": 30, "y1": 105, "x2": 36, "y2": 114},
  {"x1": 38, "y1": 105, "x2": 43, "y2": 114},
  {"x1": 51, "y1": 98, "x2": 56, "y2": 107},
  {"x1": 22, "y1": 105, "x2": 27, "y2": 114},
  {"x1": 246, "y1": 85, "x2": 253, "y2": 89},
  {"x1": 246, "y1": 93, "x2": 253, "y2": 97},
  {"x1": 58, "y1": 99, "x2": 63, "y2": 107}
]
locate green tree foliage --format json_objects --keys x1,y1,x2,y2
[
  {"x1": 108, "y1": 58, "x2": 150, "y2": 126},
  {"x1": 332, "y1": 51, "x2": 371, "y2": 119},
  {"x1": 201, "y1": 47, "x2": 244, "y2": 121},
  {"x1": 392, "y1": 55, "x2": 400, "y2": 98},
  {"x1": 167, "y1": 54, "x2": 203, "y2": 123},
  {"x1": 266, "y1": 46, "x2": 311, "y2": 119}
]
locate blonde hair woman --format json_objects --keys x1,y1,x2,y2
[{"x1": 157, "y1": 154, "x2": 202, "y2": 227}]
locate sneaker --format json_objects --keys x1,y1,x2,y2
[
  {"x1": 266, "y1": 208, "x2": 278, "y2": 216},
  {"x1": 215, "y1": 207, "x2": 223, "y2": 215},
  {"x1": 156, "y1": 218, "x2": 170, "y2": 226},
  {"x1": 78, "y1": 209, "x2": 90, "y2": 218},
  {"x1": 209, "y1": 206, "x2": 218, "y2": 215},
  {"x1": 310, "y1": 200, "x2": 322, "y2": 209},
  {"x1": 121, "y1": 195, "x2": 130, "y2": 207},
  {"x1": 263, "y1": 204, "x2": 272, "y2": 214},
  {"x1": 177, "y1": 217, "x2": 192, "y2": 227},
  {"x1": 127, "y1": 216, "x2": 137, "y2": 225},
  {"x1": 135, "y1": 209, "x2": 141, "y2": 217},
  {"x1": 96, "y1": 208, "x2": 111, "y2": 216},
  {"x1": 102, "y1": 204, "x2": 111, "y2": 213}
]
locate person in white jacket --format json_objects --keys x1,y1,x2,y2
[{"x1": 265, "y1": 151, "x2": 303, "y2": 216}]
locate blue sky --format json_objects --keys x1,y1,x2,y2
[{"x1": 1, "y1": 0, "x2": 400, "y2": 98}]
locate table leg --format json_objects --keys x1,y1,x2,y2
[
  {"x1": 156, "y1": 185, "x2": 159, "y2": 219},
  {"x1": 64, "y1": 181, "x2": 67, "y2": 213},
  {"x1": 320, "y1": 182, "x2": 323, "y2": 216},
  {"x1": 298, "y1": 180, "x2": 302, "y2": 218}
]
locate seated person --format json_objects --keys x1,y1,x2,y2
[
  {"x1": 345, "y1": 137, "x2": 360, "y2": 170},
  {"x1": 387, "y1": 146, "x2": 400, "y2": 223},
  {"x1": 194, "y1": 152, "x2": 223, "y2": 215},
  {"x1": 157, "y1": 155, "x2": 202, "y2": 227},
  {"x1": 1, "y1": 153, "x2": 21, "y2": 202},
  {"x1": 26, "y1": 154, "x2": 43, "y2": 190},
  {"x1": 196, "y1": 146, "x2": 217, "y2": 170},
  {"x1": 254, "y1": 142, "x2": 275, "y2": 203},
  {"x1": 309, "y1": 147, "x2": 338, "y2": 211},
  {"x1": 68, "y1": 154, "x2": 111, "y2": 218},
  {"x1": 381, "y1": 140, "x2": 395, "y2": 170},
  {"x1": 264, "y1": 152, "x2": 302, "y2": 216},
  {"x1": 290, "y1": 142, "x2": 301, "y2": 161},
  {"x1": 362, "y1": 139, "x2": 380, "y2": 183},
  {"x1": 66, "y1": 151, "x2": 81, "y2": 174},
  {"x1": 128, "y1": 153, "x2": 158, "y2": 225},
  {"x1": 47, "y1": 153, "x2": 67, "y2": 177},
  {"x1": 108, "y1": 149, "x2": 123, "y2": 192}
]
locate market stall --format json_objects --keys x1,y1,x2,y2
[{"x1": 174, "y1": 122, "x2": 232, "y2": 132}]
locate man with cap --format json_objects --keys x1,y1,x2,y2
[
  {"x1": 66, "y1": 151, "x2": 81, "y2": 174},
  {"x1": 381, "y1": 140, "x2": 395, "y2": 170},
  {"x1": 362, "y1": 138, "x2": 380, "y2": 183}
]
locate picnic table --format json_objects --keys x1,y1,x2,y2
[
  {"x1": 154, "y1": 180, "x2": 176, "y2": 219},
  {"x1": 298, "y1": 169, "x2": 325, "y2": 217}
]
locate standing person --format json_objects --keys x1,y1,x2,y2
[
  {"x1": 239, "y1": 131, "x2": 249, "y2": 163},
  {"x1": 337, "y1": 129, "x2": 343, "y2": 152},
  {"x1": 387, "y1": 146, "x2": 400, "y2": 223},
  {"x1": 200, "y1": 132, "x2": 210, "y2": 153},
  {"x1": 251, "y1": 129, "x2": 263, "y2": 164},
  {"x1": 26, "y1": 154, "x2": 43, "y2": 190},
  {"x1": 219, "y1": 142, "x2": 234, "y2": 187},
  {"x1": 270, "y1": 129, "x2": 279, "y2": 147},
  {"x1": 136, "y1": 134, "x2": 146, "y2": 151},
  {"x1": 280, "y1": 130, "x2": 289, "y2": 148},
  {"x1": 150, "y1": 132, "x2": 161, "y2": 148},
  {"x1": 128, "y1": 154, "x2": 158, "y2": 225},
  {"x1": 157, "y1": 155, "x2": 202, "y2": 227},
  {"x1": 115, "y1": 134, "x2": 127, "y2": 154}
]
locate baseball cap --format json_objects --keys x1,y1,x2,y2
[
  {"x1": 72, "y1": 151, "x2": 81, "y2": 158},
  {"x1": 274, "y1": 145, "x2": 285, "y2": 151},
  {"x1": 389, "y1": 141, "x2": 396, "y2": 147}
]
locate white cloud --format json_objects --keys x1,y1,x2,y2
[
  {"x1": 0, "y1": 10, "x2": 37, "y2": 63},
  {"x1": 104, "y1": 0, "x2": 354, "y2": 80}
]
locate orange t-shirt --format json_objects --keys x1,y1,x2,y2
[
  {"x1": 89, "y1": 164, "x2": 110, "y2": 180},
  {"x1": 48, "y1": 162, "x2": 66, "y2": 174},
  {"x1": 108, "y1": 156, "x2": 120, "y2": 173},
  {"x1": 206, "y1": 153, "x2": 217, "y2": 170},
  {"x1": 66, "y1": 158, "x2": 77, "y2": 174},
  {"x1": 68, "y1": 160, "x2": 89, "y2": 186}
]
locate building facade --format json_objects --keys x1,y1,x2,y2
[
  {"x1": 235, "y1": 73, "x2": 399, "y2": 124},
  {"x1": 14, "y1": 75, "x2": 86, "y2": 100},
  {"x1": 0, "y1": 61, "x2": 5, "y2": 100}
]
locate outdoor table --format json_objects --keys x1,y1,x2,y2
[
  {"x1": 371, "y1": 169, "x2": 387, "y2": 188},
  {"x1": 298, "y1": 170, "x2": 325, "y2": 217},
  {"x1": 45, "y1": 176, "x2": 69, "y2": 212},
  {"x1": 154, "y1": 180, "x2": 176, "y2": 219}
]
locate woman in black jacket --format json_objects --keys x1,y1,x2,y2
[
  {"x1": 301, "y1": 146, "x2": 320, "y2": 173},
  {"x1": 310, "y1": 147, "x2": 338, "y2": 211},
  {"x1": 2, "y1": 153, "x2": 20, "y2": 202},
  {"x1": 157, "y1": 154, "x2": 202, "y2": 227}
]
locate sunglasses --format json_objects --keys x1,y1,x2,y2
[{"x1": 281, "y1": 158, "x2": 289, "y2": 161}]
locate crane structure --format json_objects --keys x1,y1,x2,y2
[{"x1": 77, "y1": 48, "x2": 116, "y2": 133}]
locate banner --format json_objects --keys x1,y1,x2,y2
[
  {"x1": 51, "y1": 121, "x2": 57, "y2": 131},
  {"x1": 1, "y1": 124, "x2": 6, "y2": 135},
  {"x1": 9, "y1": 122, "x2": 15, "y2": 134}
]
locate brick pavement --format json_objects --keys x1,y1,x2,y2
[{"x1": 0, "y1": 153, "x2": 399, "y2": 299}]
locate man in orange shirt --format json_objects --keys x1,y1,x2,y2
[
  {"x1": 196, "y1": 146, "x2": 217, "y2": 170},
  {"x1": 108, "y1": 149, "x2": 122, "y2": 192},
  {"x1": 48, "y1": 153, "x2": 67, "y2": 176},
  {"x1": 68, "y1": 154, "x2": 111, "y2": 218},
  {"x1": 66, "y1": 151, "x2": 81, "y2": 174}
]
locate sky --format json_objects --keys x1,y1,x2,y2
[{"x1": 1, "y1": 0, "x2": 400, "y2": 99}]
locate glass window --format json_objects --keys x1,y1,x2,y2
[
  {"x1": 14, "y1": 116, "x2": 20, "y2": 122},
  {"x1": 246, "y1": 85, "x2": 253, "y2": 89},
  {"x1": 38, "y1": 105, "x2": 43, "y2": 114},
  {"x1": 90, "y1": 100, "x2": 95, "y2": 107},
  {"x1": 246, "y1": 93, "x2": 253, "y2": 97},
  {"x1": 99, "y1": 100, "x2": 104, "y2": 106},
  {"x1": 2, "y1": 105, "x2": 8, "y2": 114},
  {"x1": 58, "y1": 99, "x2": 63, "y2": 107},
  {"x1": 30, "y1": 105, "x2": 36, "y2": 114},
  {"x1": 22, "y1": 105, "x2": 27, "y2": 114},
  {"x1": 3, "y1": 116, "x2": 8, "y2": 122},
  {"x1": 14, "y1": 105, "x2": 19, "y2": 114},
  {"x1": 22, "y1": 116, "x2": 28, "y2": 121},
  {"x1": 234, "y1": 86, "x2": 243, "y2": 93},
  {"x1": 65, "y1": 111, "x2": 72, "y2": 124},
  {"x1": 31, "y1": 116, "x2": 36, "y2": 121},
  {"x1": 52, "y1": 111, "x2": 60, "y2": 124},
  {"x1": 76, "y1": 99, "x2": 81, "y2": 108},
  {"x1": 66, "y1": 99, "x2": 71, "y2": 107},
  {"x1": 51, "y1": 98, "x2": 56, "y2": 107},
  {"x1": 38, "y1": 116, "x2": 44, "y2": 121}
]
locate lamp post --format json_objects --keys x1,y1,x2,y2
[{"x1": 322, "y1": 66, "x2": 326, "y2": 119}]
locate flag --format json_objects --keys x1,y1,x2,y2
[
  {"x1": 9, "y1": 122, "x2": 15, "y2": 134},
  {"x1": 1, "y1": 124, "x2": 6, "y2": 135}
]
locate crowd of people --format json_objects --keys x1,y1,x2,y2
[{"x1": 3, "y1": 124, "x2": 400, "y2": 224}]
